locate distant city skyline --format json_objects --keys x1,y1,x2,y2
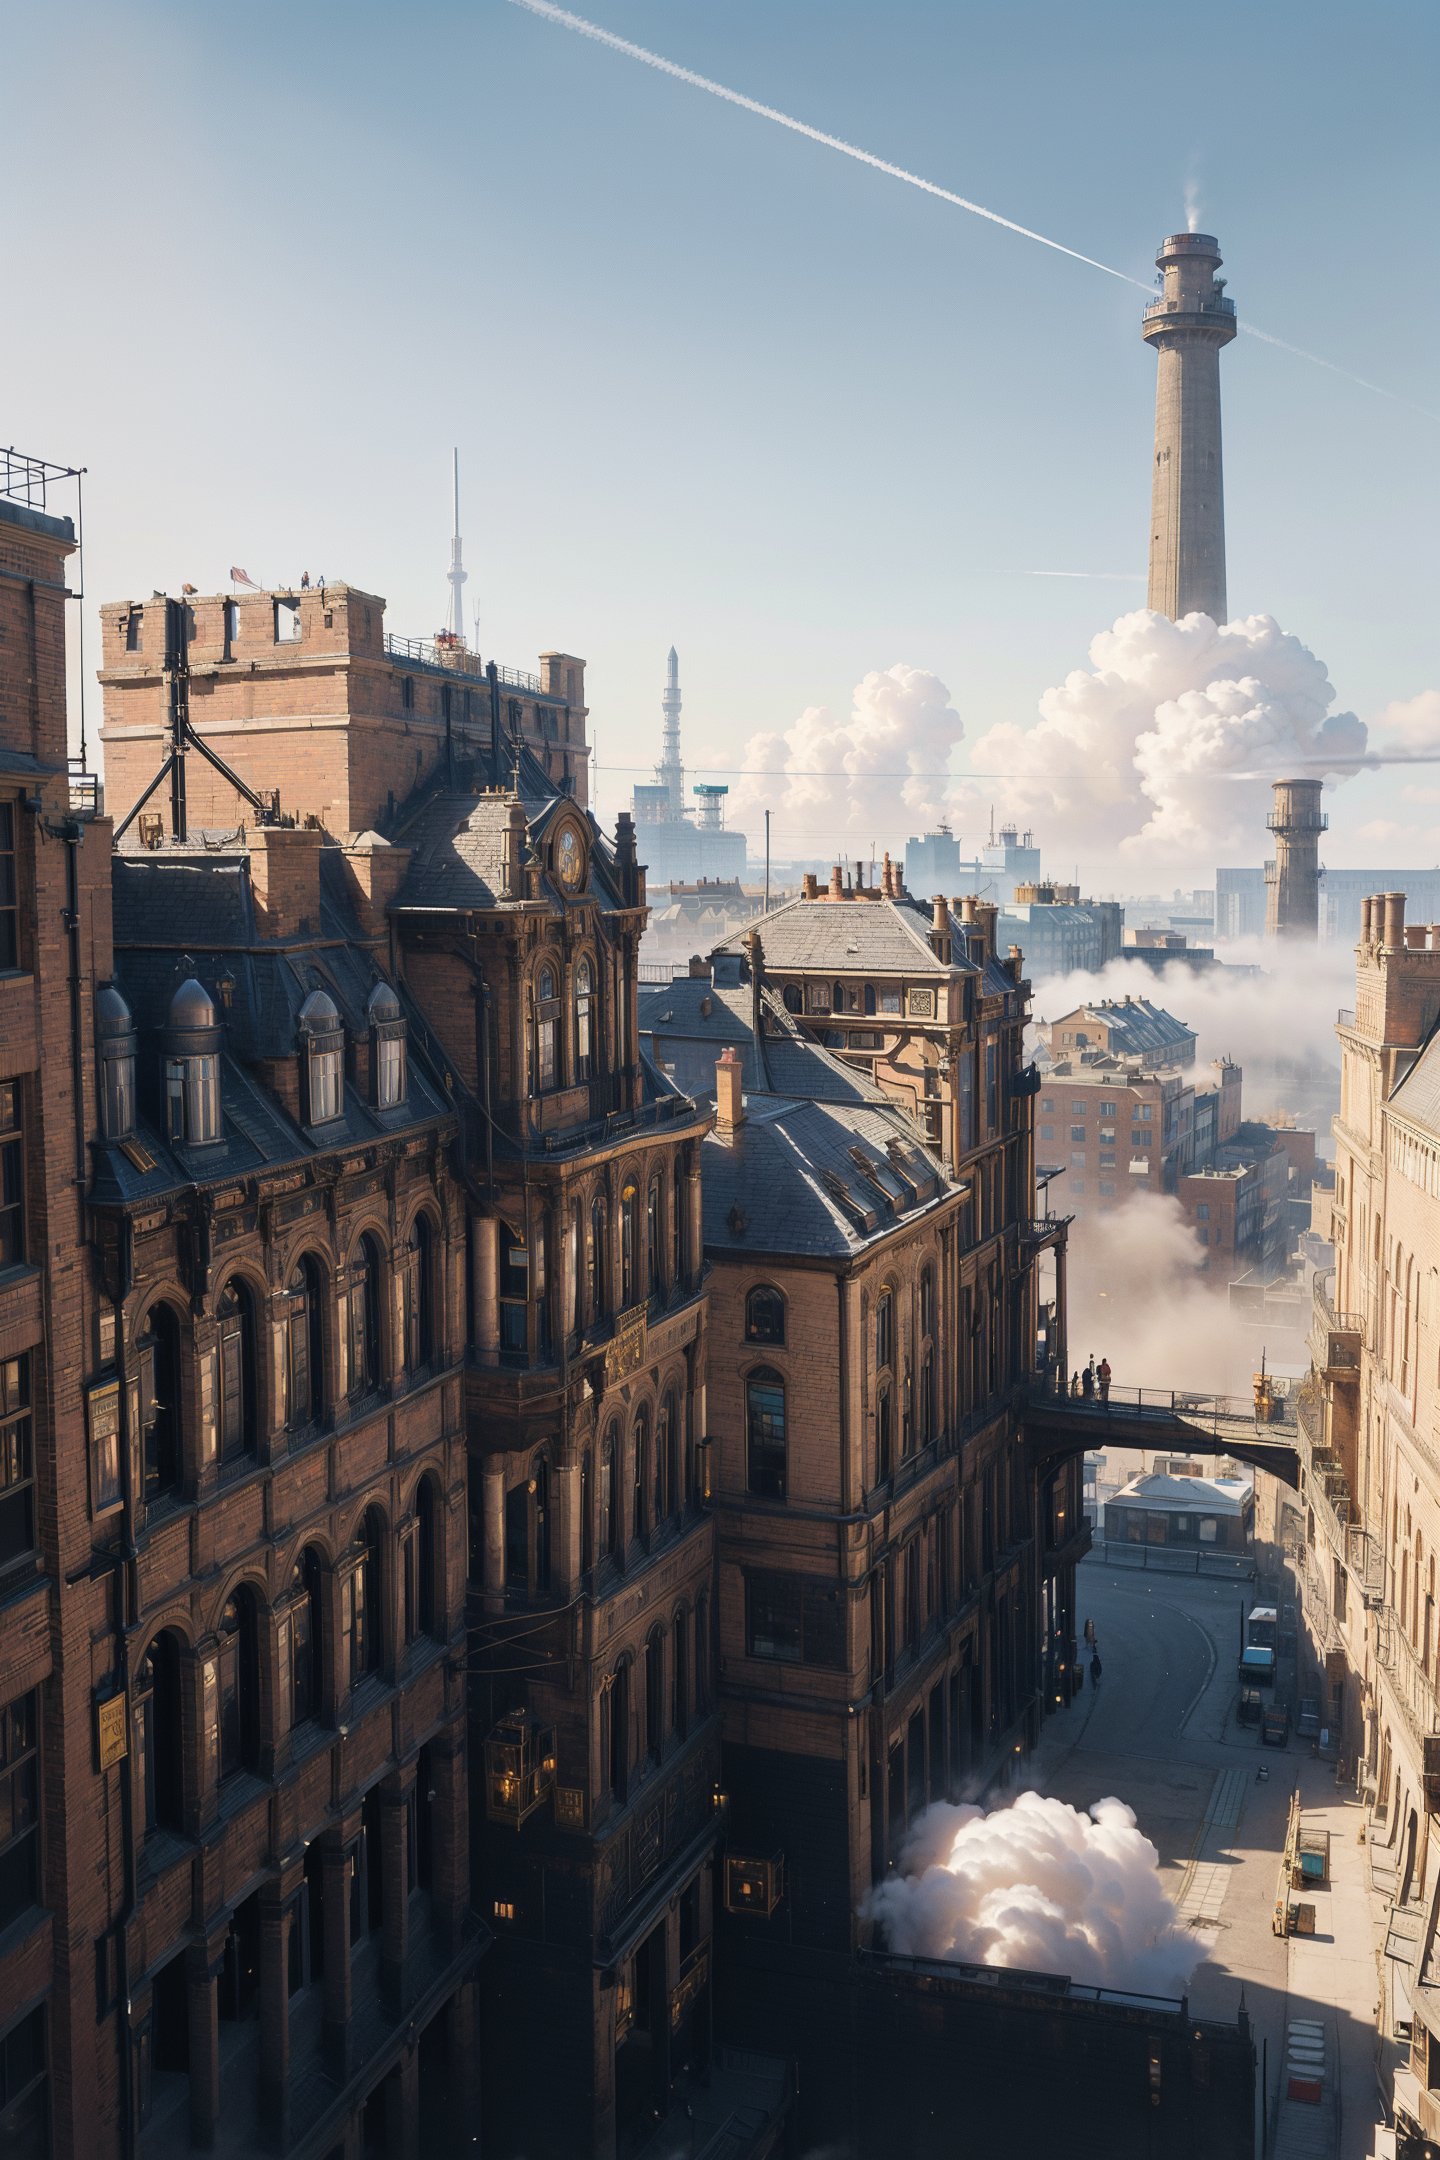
[{"x1": 7, "y1": 0, "x2": 1438, "y2": 878}]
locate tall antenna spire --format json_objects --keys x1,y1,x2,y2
[
  {"x1": 658, "y1": 645, "x2": 684, "y2": 816},
  {"x1": 447, "y1": 448, "x2": 468, "y2": 643}
]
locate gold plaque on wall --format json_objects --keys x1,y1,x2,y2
[{"x1": 96, "y1": 1692, "x2": 128, "y2": 1771}]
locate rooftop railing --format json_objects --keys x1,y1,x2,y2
[
  {"x1": 383, "y1": 631, "x2": 544, "y2": 695},
  {"x1": 1141, "y1": 294, "x2": 1237, "y2": 323}
]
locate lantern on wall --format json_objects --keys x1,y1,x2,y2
[{"x1": 484, "y1": 1708, "x2": 557, "y2": 1827}]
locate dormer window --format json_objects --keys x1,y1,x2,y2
[
  {"x1": 163, "y1": 977, "x2": 222, "y2": 1145},
  {"x1": 367, "y1": 980, "x2": 407, "y2": 1108},
  {"x1": 299, "y1": 989, "x2": 344, "y2": 1125},
  {"x1": 96, "y1": 983, "x2": 138, "y2": 1142}
]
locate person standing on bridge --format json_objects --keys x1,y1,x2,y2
[
  {"x1": 1081, "y1": 1364, "x2": 1094, "y2": 1401},
  {"x1": 1070, "y1": 1370, "x2": 1083, "y2": 1399},
  {"x1": 1098, "y1": 1356, "x2": 1112, "y2": 1404}
]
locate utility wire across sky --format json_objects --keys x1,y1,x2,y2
[{"x1": 509, "y1": 0, "x2": 1437, "y2": 424}]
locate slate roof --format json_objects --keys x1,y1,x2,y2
[
  {"x1": 701, "y1": 1097, "x2": 951, "y2": 1258},
  {"x1": 390, "y1": 786, "x2": 624, "y2": 916},
  {"x1": 1059, "y1": 997, "x2": 1196, "y2": 1058},
  {"x1": 1389, "y1": 1033, "x2": 1440, "y2": 1139},
  {"x1": 1110, "y1": 1472, "x2": 1253, "y2": 1515},
  {"x1": 714, "y1": 896, "x2": 977, "y2": 978},
  {"x1": 95, "y1": 847, "x2": 454, "y2": 1209},
  {"x1": 639, "y1": 974, "x2": 889, "y2": 1109}
]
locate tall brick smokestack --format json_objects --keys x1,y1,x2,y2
[{"x1": 1142, "y1": 231, "x2": 1237, "y2": 623}]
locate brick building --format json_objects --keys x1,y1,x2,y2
[
  {"x1": 1041, "y1": 994, "x2": 1197, "y2": 1069},
  {"x1": 98, "y1": 583, "x2": 589, "y2": 834},
  {"x1": 0, "y1": 476, "x2": 122, "y2": 2158},
  {"x1": 1035, "y1": 1058, "x2": 1239, "y2": 1210},
  {"x1": 1291, "y1": 892, "x2": 1440, "y2": 2141},
  {"x1": 651, "y1": 909, "x2": 1081, "y2": 2151}
]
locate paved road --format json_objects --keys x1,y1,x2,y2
[{"x1": 1031, "y1": 1559, "x2": 1380, "y2": 2160}]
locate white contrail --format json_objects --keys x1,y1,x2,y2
[
  {"x1": 510, "y1": 0, "x2": 1439, "y2": 424},
  {"x1": 506, "y1": 0, "x2": 1149, "y2": 290},
  {"x1": 1026, "y1": 570, "x2": 1146, "y2": 581}
]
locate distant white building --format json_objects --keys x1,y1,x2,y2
[{"x1": 1104, "y1": 1470, "x2": 1254, "y2": 1553}]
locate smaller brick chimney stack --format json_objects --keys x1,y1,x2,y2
[
  {"x1": 930, "y1": 893, "x2": 950, "y2": 961},
  {"x1": 504, "y1": 801, "x2": 528, "y2": 900},
  {"x1": 802, "y1": 872, "x2": 819, "y2": 900},
  {"x1": 828, "y1": 864, "x2": 844, "y2": 901},
  {"x1": 715, "y1": 1046, "x2": 744, "y2": 1133}
]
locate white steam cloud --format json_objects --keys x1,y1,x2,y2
[
  {"x1": 1184, "y1": 180, "x2": 1202, "y2": 234},
  {"x1": 969, "y1": 609, "x2": 1367, "y2": 876},
  {"x1": 1030, "y1": 941, "x2": 1353, "y2": 1127},
  {"x1": 864, "y1": 1792, "x2": 1200, "y2": 1996},
  {"x1": 719, "y1": 611, "x2": 1368, "y2": 877},
  {"x1": 1063, "y1": 1190, "x2": 1280, "y2": 1398},
  {"x1": 728, "y1": 663, "x2": 964, "y2": 842}
]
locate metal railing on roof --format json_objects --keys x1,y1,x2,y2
[
  {"x1": 1, "y1": 444, "x2": 85, "y2": 511},
  {"x1": 1141, "y1": 294, "x2": 1237, "y2": 322},
  {"x1": 382, "y1": 631, "x2": 543, "y2": 695}
]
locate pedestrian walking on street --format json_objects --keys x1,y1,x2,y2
[
  {"x1": 1098, "y1": 1356, "x2": 1112, "y2": 1404},
  {"x1": 1089, "y1": 1651, "x2": 1103, "y2": 1689}
]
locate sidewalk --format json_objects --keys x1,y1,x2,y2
[{"x1": 1267, "y1": 1775, "x2": 1382, "y2": 2160}]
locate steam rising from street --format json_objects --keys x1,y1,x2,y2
[{"x1": 863, "y1": 1792, "x2": 1200, "y2": 1996}]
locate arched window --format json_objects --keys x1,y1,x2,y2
[
  {"x1": 599, "y1": 1426, "x2": 618, "y2": 1560},
  {"x1": 281, "y1": 1258, "x2": 323, "y2": 1432},
  {"x1": 405, "y1": 1214, "x2": 436, "y2": 1372},
  {"x1": 347, "y1": 1235, "x2": 384, "y2": 1397},
  {"x1": 876, "y1": 1287, "x2": 895, "y2": 1372},
  {"x1": 217, "y1": 1588, "x2": 260, "y2": 1780},
  {"x1": 659, "y1": 1393, "x2": 679, "y2": 1526},
  {"x1": 216, "y1": 1279, "x2": 257, "y2": 1464},
  {"x1": 575, "y1": 959, "x2": 595, "y2": 1082},
  {"x1": 580, "y1": 1448, "x2": 594, "y2": 1575},
  {"x1": 632, "y1": 1409, "x2": 650, "y2": 1541},
  {"x1": 644, "y1": 1626, "x2": 664, "y2": 1761},
  {"x1": 344, "y1": 1508, "x2": 385, "y2": 1686},
  {"x1": 920, "y1": 1268, "x2": 935, "y2": 1342},
  {"x1": 877, "y1": 1384, "x2": 894, "y2": 1481},
  {"x1": 605, "y1": 1660, "x2": 630, "y2": 1804},
  {"x1": 621, "y1": 1183, "x2": 638, "y2": 1307},
  {"x1": 368, "y1": 980, "x2": 407, "y2": 1109},
  {"x1": 96, "y1": 983, "x2": 137, "y2": 1141},
  {"x1": 299, "y1": 989, "x2": 344, "y2": 1125},
  {"x1": 289, "y1": 1548, "x2": 324, "y2": 1727},
  {"x1": 571, "y1": 1200, "x2": 584, "y2": 1341},
  {"x1": 163, "y1": 978, "x2": 222, "y2": 1145},
  {"x1": 416, "y1": 1476, "x2": 440, "y2": 1639},
  {"x1": 647, "y1": 1180, "x2": 664, "y2": 1301},
  {"x1": 695, "y1": 1592, "x2": 711, "y2": 1711},
  {"x1": 137, "y1": 1300, "x2": 183, "y2": 1500},
  {"x1": 505, "y1": 1454, "x2": 551, "y2": 1596},
  {"x1": 531, "y1": 965, "x2": 559, "y2": 1094},
  {"x1": 672, "y1": 1609, "x2": 689, "y2": 1737},
  {"x1": 783, "y1": 984, "x2": 802, "y2": 1015},
  {"x1": 134, "y1": 1630, "x2": 184, "y2": 1835},
  {"x1": 832, "y1": 981, "x2": 845, "y2": 1014},
  {"x1": 863, "y1": 983, "x2": 877, "y2": 1017},
  {"x1": 588, "y1": 1197, "x2": 606, "y2": 1322},
  {"x1": 499, "y1": 1221, "x2": 528, "y2": 1360},
  {"x1": 919, "y1": 1351, "x2": 936, "y2": 1447},
  {"x1": 745, "y1": 1285, "x2": 785, "y2": 1345},
  {"x1": 746, "y1": 1368, "x2": 787, "y2": 1500}
]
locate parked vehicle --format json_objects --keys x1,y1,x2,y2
[
  {"x1": 1297, "y1": 1698, "x2": 1321, "y2": 1739},
  {"x1": 1262, "y1": 1705, "x2": 1290, "y2": 1747},
  {"x1": 1238, "y1": 1686, "x2": 1264, "y2": 1727}
]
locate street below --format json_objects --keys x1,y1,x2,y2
[{"x1": 1029, "y1": 1557, "x2": 1385, "y2": 2160}]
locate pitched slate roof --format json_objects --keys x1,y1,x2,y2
[
  {"x1": 390, "y1": 786, "x2": 624, "y2": 915},
  {"x1": 713, "y1": 895, "x2": 976, "y2": 978},
  {"x1": 701, "y1": 1097, "x2": 950, "y2": 1258},
  {"x1": 1389, "y1": 1033, "x2": 1440, "y2": 1139},
  {"x1": 639, "y1": 974, "x2": 889, "y2": 1108},
  {"x1": 1061, "y1": 997, "x2": 1195, "y2": 1058}
]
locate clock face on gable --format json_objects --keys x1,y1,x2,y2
[{"x1": 556, "y1": 827, "x2": 585, "y2": 890}]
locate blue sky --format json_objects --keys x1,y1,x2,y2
[{"x1": 6, "y1": 0, "x2": 1437, "y2": 874}]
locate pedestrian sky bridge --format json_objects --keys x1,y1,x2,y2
[{"x1": 1022, "y1": 1379, "x2": 1300, "y2": 1489}]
